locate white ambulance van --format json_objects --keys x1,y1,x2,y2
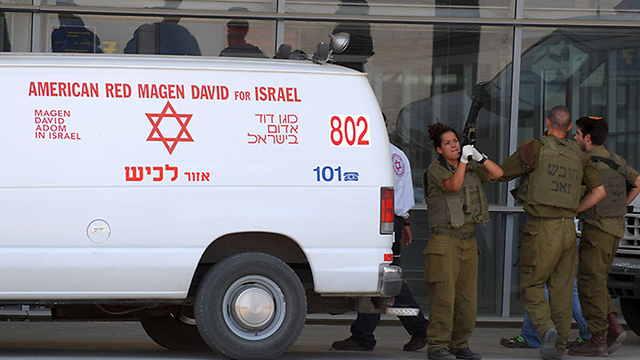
[{"x1": 0, "y1": 53, "x2": 400, "y2": 359}]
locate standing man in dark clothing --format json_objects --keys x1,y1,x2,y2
[
  {"x1": 568, "y1": 116, "x2": 640, "y2": 357},
  {"x1": 124, "y1": 0, "x2": 201, "y2": 56},
  {"x1": 51, "y1": 0, "x2": 102, "y2": 53},
  {"x1": 331, "y1": 0, "x2": 374, "y2": 72},
  {"x1": 499, "y1": 105, "x2": 606, "y2": 360},
  {"x1": 51, "y1": 13, "x2": 103, "y2": 53},
  {"x1": 219, "y1": 20, "x2": 267, "y2": 58},
  {"x1": 331, "y1": 142, "x2": 429, "y2": 352}
]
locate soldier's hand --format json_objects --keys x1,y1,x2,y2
[
  {"x1": 461, "y1": 145, "x2": 474, "y2": 164},
  {"x1": 472, "y1": 147, "x2": 487, "y2": 163}
]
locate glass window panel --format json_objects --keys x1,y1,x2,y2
[
  {"x1": 524, "y1": 0, "x2": 640, "y2": 20},
  {"x1": 508, "y1": 212, "x2": 527, "y2": 316},
  {"x1": 519, "y1": 27, "x2": 640, "y2": 171},
  {"x1": 284, "y1": 19, "x2": 513, "y2": 315},
  {"x1": 284, "y1": 22, "x2": 512, "y2": 205},
  {"x1": 0, "y1": 11, "x2": 30, "y2": 52},
  {"x1": 403, "y1": 210, "x2": 506, "y2": 315},
  {"x1": 39, "y1": 13, "x2": 275, "y2": 57},
  {"x1": 283, "y1": 20, "x2": 512, "y2": 315},
  {"x1": 286, "y1": 0, "x2": 515, "y2": 18},
  {"x1": 46, "y1": 0, "x2": 277, "y2": 13}
]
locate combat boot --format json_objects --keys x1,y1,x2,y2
[
  {"x1": 606, "y1": 312, "x2": 627, "y2": 355},
  {"x1": 567, "y1": 333, "x2": 607, "y2": 357}
]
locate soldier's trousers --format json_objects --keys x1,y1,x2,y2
[
  {"x1": 520, "y1": 216, "x2": 576, "y2": 356},
  {"x1": 577, "y1": 223, "x2": 620, "y2": 335},
  {"x1": 423, "y1": 226, "x2": 478, "y2": 354}
]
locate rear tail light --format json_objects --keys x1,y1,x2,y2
[{"x1": 380, "y1": 187, "x2": 394, "y2": 234}]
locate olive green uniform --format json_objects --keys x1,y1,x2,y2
[
  {"x1": 500, "y1": 135, "x2": 603, "y2": 355},
  {"x1": 423, "y1": 159, "x2": 491, "y2": 355},
  {"x1": 577, "y1": 145, "x2": 639, "y2": 335}
]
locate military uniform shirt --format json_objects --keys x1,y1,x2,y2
[
  {"x1": 582, "y1": 145, "x2": 639, "y2": 238},
  {"x1": 426, "y1": 160, "x2": 492, "y2": 199},
  {"x1": 500, "y1": 136, "x2": 603, "y2": 218}
]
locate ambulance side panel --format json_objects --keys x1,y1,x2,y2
[{"x1": 0, "y1": 54, "x2": 394, "y2": 300}]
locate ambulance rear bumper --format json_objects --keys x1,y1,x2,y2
[{"x1": 379, "y1": 265, "x2": 402, "y2": 297}]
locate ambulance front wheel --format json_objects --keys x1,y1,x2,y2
[{"x1": 195, "y1": 252, "x2": 307, "y2": 360}]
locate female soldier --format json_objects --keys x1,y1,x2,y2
[{"x1": 423, "y1": 123, "x2": 503, "y2": 360}]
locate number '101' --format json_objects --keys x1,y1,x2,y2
[{"x1": 313, "y1": 166, "x2": 342, "y2": 182}]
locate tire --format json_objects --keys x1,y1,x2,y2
[
  {"x1": 195, "y1": 252, "x2": 307, "y2": 360},
  {"x1": 620, "y1": 298, "x2": 640, "y2": 337},
  {"x1": 141, "y1": 306, "x2": 211, "y2": 351}
]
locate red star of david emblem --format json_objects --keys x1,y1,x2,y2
[{"x1": 146, "y1": 101, "x2": 194, "y2": 154}]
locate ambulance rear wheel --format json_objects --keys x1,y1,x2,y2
[
  {"x1": 140, "y1": 307, "x2": 211, "y2": 351},
  {"x1": 195, "y1": 252, "x2": 306, "y2": 360}
]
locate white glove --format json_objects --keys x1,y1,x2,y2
[
  {"x1": 460, "y1": 145, "x2": 474, "y2": 164},
  {"x1": 472, "y1": 147, "x2": 487, "y2": 163}
]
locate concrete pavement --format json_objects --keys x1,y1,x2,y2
[
  {"x1": 294, "y1": 321, "x2": 640, "y2": 359},
  {"x1": 0, "y1": 318, "x2": 638, "y2": 359}
]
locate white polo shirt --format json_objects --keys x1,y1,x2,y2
[{"x1": 390, "y1": 143, "x2": 415, "y2": 219}]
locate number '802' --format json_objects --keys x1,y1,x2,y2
[{"x1": 330, "y1": 115, "x2": 371, "y2": 146}]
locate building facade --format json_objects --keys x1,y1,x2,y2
[{"x1": 2, "y1": 0, "x2": 639, "y2": 318}]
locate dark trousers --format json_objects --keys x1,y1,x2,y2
[{"x1": 350, "y1": 216, "x2": 429, "y2": 348}]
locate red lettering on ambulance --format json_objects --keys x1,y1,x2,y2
[
  {"x1": 191, "y1": 85, "x2": 229, "y2": 100},
  {"x1": 28, "y1": 82, "x2": 98, "y2": 97},
  {"x1": 138, "y1": 84, "x2": 185, "y2": 99},
  {"x1": 105, "y1": 83, "x2": 132, "y2": 98},
  {"x1": 35, "y1": 109, "x2": 71, "y2": 117},
  {"x1": 254, "y1": 87, "x2": 302, "y2": 102}
]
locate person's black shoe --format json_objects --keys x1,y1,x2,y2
[
  {"x1": 403, "y1": 331, "x2": 427, "y2": 351},
  {"x1": 453, "y1": 347, "x2": 482, "y2": 360},
  {"x1": 331, "y1": 336, "x2": 374, "y2": 351},
  {"x1": 428, "y1": 348, "x2": 457, "y2": 360}
]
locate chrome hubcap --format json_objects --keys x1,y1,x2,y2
[{"x1": 222, "y1": 275, "x2": 286, "y2": 340}]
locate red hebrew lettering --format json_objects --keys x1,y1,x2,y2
[
  {"x1": 152, "y1": 166, "x2": 164, "y2": 181},
  {"x1": 125, "y1": 166, "x2": 144, "y2": 181},
  {"x1": 165, "y1": 164, "x2": 179, "y2": 181}
]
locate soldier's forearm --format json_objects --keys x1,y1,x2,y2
[
  {"x1": 577, "y1": 185, "x2": 606, "y2": 213},
  {"x1": 627, "y1": 175, "x2": 640, "y2": 205}
]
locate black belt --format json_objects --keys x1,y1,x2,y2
[{"x1": 431, "y1": 227, "x2": 475, "y2": 239}]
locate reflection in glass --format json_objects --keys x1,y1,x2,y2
[
  {"x1": 524, "y1": 0, "x2": 640, "y2": 20},
  {"x1": 123, "y1": 0, "x2": 201, "y2": 55},
  {"x1": 287, "y1": 0, "x2": 514, "y2": 18},
  {"x1": 331, "y1": 0, "x2": 374, "y2": 72},
  {"x1": 219, "y1": 6, "x2": 268, "y2": 58},
  {"x1": 0, "y1": 12, "x2": 10, "y2": 52},
  {"x1": 391, "y1": 25, "x2": 512, "y2": 206},
  {"x1": 51, "y1": 14, "x2": 103, "y2": 53},
  {"x1": 405, "y1": 209, "x2": 505, "y2": 315},
  {"x1": 518, "y1": 27, "x2": 640, "y2": 171}
]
